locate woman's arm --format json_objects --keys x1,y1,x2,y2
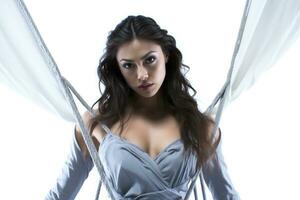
[
  {"x1": 202, "y1": 127, "x2": 240, "y2": 200},
  {"x1": 45, "y1": 112, "x2": 97, "y2": 200},
  {"x1": 45, "y1": 126, "x2": 94, "y2": 200}
]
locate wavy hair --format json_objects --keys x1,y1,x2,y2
[{"x1": 89, "y1": 15, "x2": 220, "y2": 170}]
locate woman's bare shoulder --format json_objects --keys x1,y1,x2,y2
[
  {"x1": 75, "y1": 110, "x2": 95, "y2": 134},
  {"x1": 75, "y1": 109, "x2": 105, "y2": 158},
  {"x1": 208, "y1": 121, "x2": 221, "y2": 140},
  {"x1": 206, "y1": 113, "x2": 221, "y2": 142}
]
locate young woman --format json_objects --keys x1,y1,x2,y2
[{"x1": 46, "y1": 15, "x2": 240, "y2": 200}]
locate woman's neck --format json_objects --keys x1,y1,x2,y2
[{"x1": 130, "y1": 90, "x2": 169, "y2": 121}]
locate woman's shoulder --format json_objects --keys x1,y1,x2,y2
[
  {"x1": 75, "y1": 109, "x2": 105, "y2": 158},
  {"x1": 75, "y1": 110, "x2": 96, "y2": 134},
  {"x1": 206, "y1": 113, "x2": 221, "y2": 144}
]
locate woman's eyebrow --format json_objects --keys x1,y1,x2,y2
[{"x1": 119, "y1": 51, "x2": 157, "y2": 62}]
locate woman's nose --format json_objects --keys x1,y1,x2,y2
[{"x1": 137, "y1": 66, "x2": 149, "y2": 80}]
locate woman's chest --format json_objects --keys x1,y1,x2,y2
[{"x1": 110, "y1": 115, "x2": 181, "y2": 159}]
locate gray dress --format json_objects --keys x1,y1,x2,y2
[{"x1": 45, "y1": 124, "x2": 240, "y2": 200}]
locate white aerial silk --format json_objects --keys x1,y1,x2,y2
[
  {"x1": 0, "y1": 0, "x2": 75, "y2": 121},
  {"x1": 229, "y1": 0, "x2": 300, "y2": 103}
]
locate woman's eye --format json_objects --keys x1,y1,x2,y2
[
  {"x1": 122, "y1": 63, "x2": 134, "y2": 69},
  {"x1": 145, "y1": 56, "x2": 156, "y2": 64},
  {"x1": 122, "y1": 56, "x2": 155, "y2": 69}
]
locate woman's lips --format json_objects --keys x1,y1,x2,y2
[{"x1": 138, "y1": 83, "x2": 154, "y2": 90}]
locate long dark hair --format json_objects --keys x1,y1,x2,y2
[{"x1": 89, "y1": 15, "x2": 220, "y2": 170}]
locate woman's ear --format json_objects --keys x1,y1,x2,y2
[{"x1": 165, "y1": 54, "x2": 169, "y2": 63}]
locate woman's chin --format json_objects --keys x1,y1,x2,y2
[
  {"x1": 137, "y1": 92, "x2": 156, "y2": 98},
  {"x1": 134, "y1": 85, "x2": 159, "y2": 98}
]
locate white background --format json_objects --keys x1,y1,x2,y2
[{"x1": 0, "y1": 0, "x2": 300, "y2": 199}]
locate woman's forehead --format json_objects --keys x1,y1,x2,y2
[{"x1": 116, "y1": 39, "x2": 163, "y2": 61}]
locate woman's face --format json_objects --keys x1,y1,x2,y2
[{"x1": 116, "y1": 39, "x2": 168, "y2": 98}]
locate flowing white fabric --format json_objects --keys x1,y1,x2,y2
[
  {"x1": 0, "y1": 0, "x2": 75, "y2": 122},
  {"x1": 228, "y1": 0, "x2": 300, "y2": 103},
  {"x1": 0, "y1": 2, "x2": 117, "y2": 199}
]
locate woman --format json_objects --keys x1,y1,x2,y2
[{"x1": 46, "y1": 15, "x2": 239, "y2": 200}]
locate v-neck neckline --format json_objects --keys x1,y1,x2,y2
[{"x1": 101, "y1": 125, "x2": 181, "y2": 162}]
